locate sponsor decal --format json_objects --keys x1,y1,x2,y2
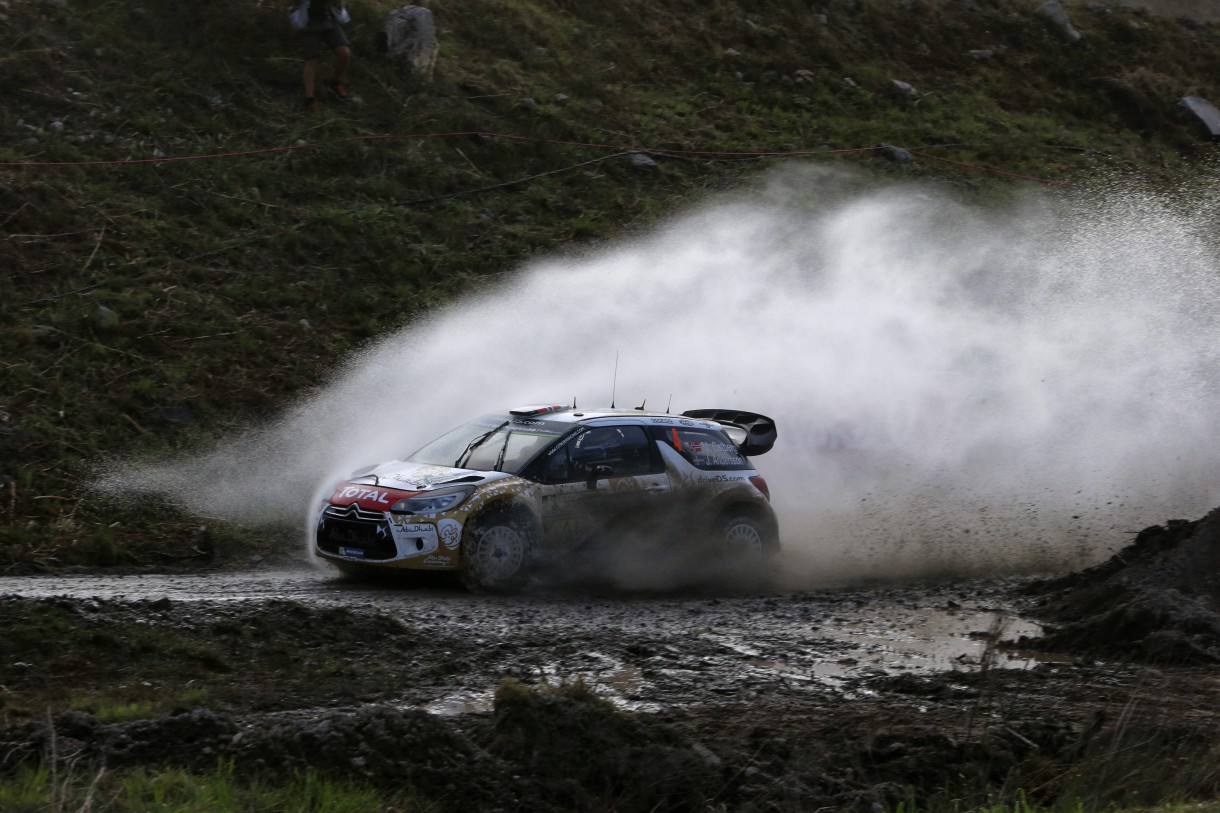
[
  {"x1": 339, "y1": 547, "x2": 366, "y2": 558},
  {"x1": 329, "y1": 526, "x2": 371, "y2": 544},
  {"x1": 385, "y1": 465, "x2": 466, "y2": 489},
  {"x1": 422, "y1": 554, "x2": 454, "y2": 568},
  {"x1": 437, "y1": 518, "x2": 462, "y2": 550},
  {"x1": 387, "y1": 520, "x2": 438, "y2": 556},
  {"x1": 394, "y1": 522, "x2": 436, "y2": 535},
  {"x1": 337, "y1": 486, "x2": 393, "y2": 504},
  {"x1": 697, "y1": 474, "x2": 748, "y2": 483}
]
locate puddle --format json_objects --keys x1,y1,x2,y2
[{"x1": 422, "y1": 693, "x2": 493, "y2": 716}]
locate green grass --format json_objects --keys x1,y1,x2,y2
[{"x1": 0, "y1": 762, "x2": 407, "y2": 813}]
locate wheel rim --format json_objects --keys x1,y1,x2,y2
[
  {"x1": 723, "y1": 520, "x2": 764, "y2": 555},
  {"x1": 473, "y1": 524, "x2": 527, "y2": 581}
]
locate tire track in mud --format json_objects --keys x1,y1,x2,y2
[{"x1": 0, "y1": 567, "x2": 1046, "y2": 713}]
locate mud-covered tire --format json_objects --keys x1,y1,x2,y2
[
  {"x1": 460, "y1": 508, "x2": 535, "y2": 593},
  {"x1": 715, "y1": 513, "x2": 778, "y2": 589},
  {"x1": 719, "y1": 514, "x2": 770, "y2": 558}
]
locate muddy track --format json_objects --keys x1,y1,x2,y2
[
  {"x1": 0, "y1": 567, "x2": 1043, "y2": 713},
  {"x1": 3, "y1": 563, "x2": 1219, "y2": 811}
]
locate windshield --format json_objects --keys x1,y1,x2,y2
[{"x1": 407, "y1": 416, "x2": 568, "y2": 474}]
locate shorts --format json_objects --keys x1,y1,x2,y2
[{"x1": 299, "y1": 22, "x2": 349, "y2": 60}]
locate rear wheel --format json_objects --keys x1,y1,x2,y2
[
  {"x1": 715, "y1": 512, "x2": 778, "y2": 589},
  {"x1": 460, "y1": 508, "x2": 535, "y2": 592},
  {"x1": 721, "y1": 515, "x2": 767, "y2": 556}
]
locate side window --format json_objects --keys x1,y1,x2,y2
[
  {"x1": 654, "y1": 427, "x2": 750, "y2": 471},
  {"x1": 542, "y1": 426, "x2": 656, "y2": 483}
]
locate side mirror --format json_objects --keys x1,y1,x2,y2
[{"x1": 585, "y1": 464, "x2": 614, "y2": 490}]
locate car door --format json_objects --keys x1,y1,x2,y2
[{"x1": 532, "y1": 424, "x2": 670, "y2": 551}]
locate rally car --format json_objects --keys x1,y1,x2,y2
[{"x1": 314, "y1": 405, "x2": 779, "y2": 590}]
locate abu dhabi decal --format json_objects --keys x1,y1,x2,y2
[{"x1": 387, "y1": 521, "x2": 440, "y2": 556}]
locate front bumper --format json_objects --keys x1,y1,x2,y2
[{"x1": 315, "y1": 504, "x2": 461, "y2": 569}]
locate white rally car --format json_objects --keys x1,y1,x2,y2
[{"x1": 314, "y1": 405, "x2": 779, "y2": 590}]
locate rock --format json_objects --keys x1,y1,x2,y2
[
  {"x1": 92, "y1": 306, "x2": 119, "y2": 330},
  {"x1": 379, "y1": 5, "x2": 437, "y2": 82},
  {"x1": 843, "y1": 77, "x2": 858, "y2": 88},
  {"x1": 723, "y1": 48, "x2": 740, "y2": 57},
  {"x1": 553, "y1": 93, "x2": 569, "y2": 104},
  {"x1": 1036, "y1": 1, "x2": 1082, "y2": 41},
  {"x1": 876, "y1": 144, "x2": 913, "y2": 162},
  {"x1": 968, "y1": 49, "x2": 993, "y2": 59},
  {"x1": 160, "y1": 406, "x2": 193, "y2": 424},
  {"x1": 1178, "y1": 95, "x2": 1220, "y2": 137},
  {"x1": 629, "y1": 152, "x2": 657, "y2": 169},
  {"x1": 0, "y1": 428, "x2": 29, "y2": 446},
  {"x1": 891, "y1": 79, "x2": 917, "y2": 97},
  {"x1": 690, "y1": 741, "x2": 722, "y2": 766}
]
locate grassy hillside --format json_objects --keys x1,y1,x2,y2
[{"x1": 2, "y1": 0, "x2": 1219, "y2": 568}]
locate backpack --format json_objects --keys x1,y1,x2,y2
[{"x1": 289, "y1": 0, "x2": 348, "y2": 31}]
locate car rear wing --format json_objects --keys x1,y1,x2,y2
[{"x1": 681, "y1": 409, "x2": 777, "y2": 456}]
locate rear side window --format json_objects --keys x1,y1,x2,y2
[
  {"x1": 652, "y1": 427, "x2": 750, "y2": 471},
  {"x1": 539, "y1": 425, "x2": 659, "y2": 483}
]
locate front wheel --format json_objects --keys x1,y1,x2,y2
[{"x1": 460, "y1": 508, "x2": 535, "y2": 592}]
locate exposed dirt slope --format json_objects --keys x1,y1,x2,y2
[{"x1": 1027, "y1": 508, "x2": 1220, "y2": 663}]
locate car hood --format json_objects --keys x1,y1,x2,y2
[{"x1": 349, "y1": 461, "x2": 512, "y2": 492}]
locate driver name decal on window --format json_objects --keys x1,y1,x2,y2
[{"x1": 660, "y1": 428, "x2": 749, "y2": 470}]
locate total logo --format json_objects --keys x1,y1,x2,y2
[{"x1": 339, "y1": 487, "x2": 392, "y2": 504}]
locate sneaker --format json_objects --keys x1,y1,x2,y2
[
  {"x1": 304, "y1": 97, "x2": 322, "y2": 113},
  {"x1": 328, "y1": 80, "x2": 350, "y2": 101}
]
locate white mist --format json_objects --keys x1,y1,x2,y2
[{"x1": 101, "y1": 165, "x2": 1220, "y2": 583}]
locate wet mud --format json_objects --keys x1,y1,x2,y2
[
  {"x1": 2, "y1": 527, "x2": 1219, "y2": 811},
  {"x1": 1025, "y1": 509, "x2": 1220, "y2": 663}
]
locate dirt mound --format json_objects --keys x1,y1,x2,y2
[
  {"x1": 1026, "y1": 508, "x2": 1220, "y2": 663},
  {"x1": 487, "y1": 679, "x2": 720, "y2": 812}
]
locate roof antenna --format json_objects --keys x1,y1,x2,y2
[
  {"x1": 665, "y1": 394, "x2": 673, "y2": 414},
  {"x1": 572, "y1": 396, "x2": 577, "y2": 409},
  {"x1": 610, "y1": 350, "x2": 619, "y2": 409},
  {"x1": 634, "y1": 399, "x2": 646, "y2": 411}
]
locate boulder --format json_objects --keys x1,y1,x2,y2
[
  {"x1": 1036, "y1": 1, "x2": 1083, "y2": 41},
  {"x1": 1178, "y1": 95, "x2": 1220, "y2": 137},
  {"x1": 378, "y1": 5, "x2": 437, "y2": 82}
]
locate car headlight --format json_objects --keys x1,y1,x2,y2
[{"x1": 390, "y1": 486, "x2": 474, "y2": 515}]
